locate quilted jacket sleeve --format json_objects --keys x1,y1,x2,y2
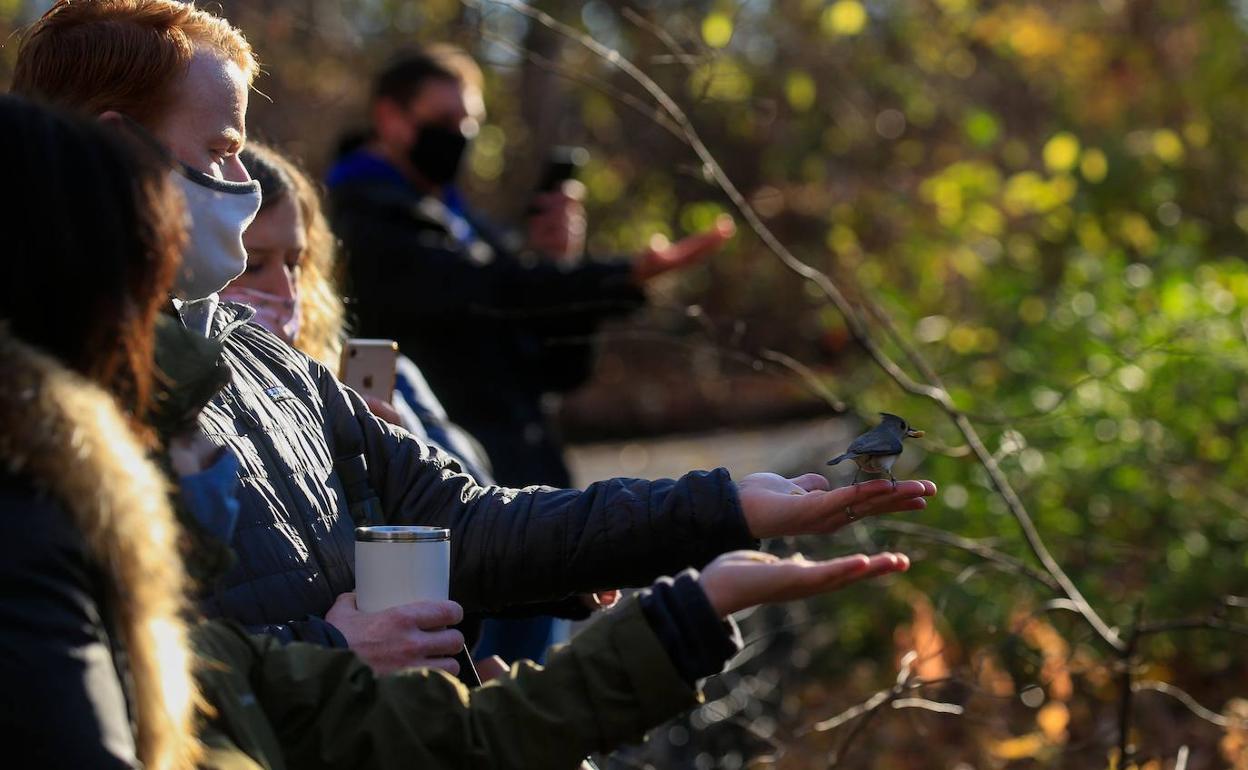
[{"x1": 319, "y1": 369, "x2": 757, "y2": 612}]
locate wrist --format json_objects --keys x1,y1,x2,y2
[{"x1": 638, "y1": 570, "x2": 740, "y2": 684}]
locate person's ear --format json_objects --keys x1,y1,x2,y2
[{"x1": 97, "y1": 110, "x2": 126, "y2": 127}]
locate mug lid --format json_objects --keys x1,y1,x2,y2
[{"x1": 355, "y1": 525, "x2": 450, "y2": 543}]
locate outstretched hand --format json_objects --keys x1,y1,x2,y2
[
  {"x1": 737, "y1": 473, "x2": 937, "y2": 539},
  {"x1": 633, "y1": 215, "x2": 736, "y2": 283},
  {"x1": 699, "y1": 550, "x2": 910, "y2": 617}
]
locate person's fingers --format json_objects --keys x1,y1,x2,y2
[
  {"x1": 848, "y1": 484, "x2": 937, "y2": 516},
  {"x1": 793, "y1": 479, "x2": 891, "y2": 518},
  {"x1": 853, "y1": 552, "x2": 911, "y2": 581},
  {"x1": 790, "y1": 473, "x2": 831, "y2": 493},
  {"x1": 395, "y1": 600, "x2": 464, "y2": 630},
  {"x1": 416, "y1": 628, "x2": 466, "y2": 657},
  {"x1": 592, "y1": 589, "x2": 621, "y2": 609},
  {"x1": 844, "y1": 478, "x2": 931, "y2": 502},
  {"x1": 806, "y1": 552, "x2": 909, "y2": 593},
  {"x1": 559, "y1": 179, "x2": 587, "y2": 202},
  {"x1": 814, "y1": 479, "x2": 937, "y2": 513},
  {"x1": 802, "y1": 554, "x2": 871, "y2": 585},
  {"x1": 666, "y1": 228, "x2": 731, "y2": 264},
  {"x1": 474, "y1": 655, "x2": 509, "y2": 683},
  {"x1": 758, "y1": 554, "x2": 872, "y2": 602},
  {"x1": 328, "y1": 592, "x2": 359, "y2": 614},
  {"x1": 421, "y1": 657, "x2": 461, "y2": 676}
]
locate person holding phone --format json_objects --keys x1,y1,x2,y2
[
  {"x1": 327, "y1": 45, "x2": 735, "y2": 492},
  {"x1": 226, "y1": 141, "x2": 619, "y2": 661},
  {"x1": 0, "y1": 93, "x2": 920, "y2": 770},
  {"x1": 326, "y1": 47, "x2": 736, "y2": 662},
  {"x1": 14, "y1": 1, "x2": 937, "y2": 687}
]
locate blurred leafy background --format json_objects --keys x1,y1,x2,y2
[{"x1": 4, "y1": 0, "x2": 1248, "y2": 766}]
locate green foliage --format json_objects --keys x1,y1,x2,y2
[{"x1": 2, "y1": 0, "x2": 1244, "y2": 761}]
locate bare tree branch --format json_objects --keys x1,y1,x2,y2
[
  {"x1": 619, "y1": 6, "x2": 697, "y2": 71},
  {"x1": 871, "y1": 520, "x2": 1062, "y2": 592},
  {"x1": 889, "y1": 697, "x2": 965, "y2": 716},
  {"x1": 807, "y1": 689, "x2": 892, "y2": 734},
  {"x1": 757, "y1": 348, "x2": 846, "y2": 412},
  {"x1": 468, "y1": 0, "x2": 1125, "y2": 653},
  {"x1": 1135, "y1": 616, "x2": 1248, "y2": 639},
  {"x1": 1132, "y1": 680, "x2": 1248, "y2": 729}
]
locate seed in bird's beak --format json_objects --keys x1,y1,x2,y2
[{"x1": 906, "y1": 429, "x2": 925, "y2": 438}]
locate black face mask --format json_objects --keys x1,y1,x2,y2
[{"x1": 408, "y1": 123, "x2": 470, "y2": 187}]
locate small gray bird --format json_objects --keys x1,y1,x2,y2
[{"x1": 827, "y1": 413, "x2": 924, "y2": 485}]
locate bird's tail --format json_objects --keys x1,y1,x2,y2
[{"x1": 827, "y1": 453, "x2": 851, "y2": 466}]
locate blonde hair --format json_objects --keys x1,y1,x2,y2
[
  {"x1": 293, "y1": 170, "x2": 347, "y2": 370},
  {"x1": 242, "y1": 142, "x2": 347, "y2": 369}
]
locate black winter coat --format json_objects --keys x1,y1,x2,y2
[
  {"x1": 197, "y1": 302, "x2": 755, "y2": 645},
  {"x1": 327, "y1": 168, "x2": 646, "y2": 487},
  {"x1": 0, "y1": 479, "x2": 137, "y2": 768}
]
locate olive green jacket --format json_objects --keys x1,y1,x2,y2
[{"x1": 194, "y1": 600, "x2": 698, "y2": 770}]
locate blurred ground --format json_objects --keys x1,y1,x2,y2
[{"x1": 566, "y1": 415, "x2": 858, "y2": 485}]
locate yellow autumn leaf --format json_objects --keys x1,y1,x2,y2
[
  {"x1": 701, "y1": 13, "x2": 734, "y2": 48},
  {"x1": 1152, "y1": 129, "x2": 1184, "y2": 165},
  {"x1": 990, "y1": 732, "x2": 1046, "y2": 760},
  {"x1": 1081, "y1": 148, "x2": 1108, "y2": 182},
  {"x1": 822, "y1": 0, "x2": 868, "y2": 36},
  {"x1": 785, "y1": 71, "x2": 817, "y2": 111},
  {"x1": 1043, "y1": 132, "x2": 1080, "y2": 173},
  {"x1": 1036, "y1": 701, "x2": 1069, "y2": 742}
]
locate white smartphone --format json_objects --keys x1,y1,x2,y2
[{"x1": 339, "y1": 338, "x2": 399, "y2": 402}]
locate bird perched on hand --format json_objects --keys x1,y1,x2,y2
[{"x1": 828, "y1": 413, "x2": 924, "y2": 485}]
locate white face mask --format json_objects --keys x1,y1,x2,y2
[{"x1": 172, "y1": 165, "x2": 262, "y2": 300}]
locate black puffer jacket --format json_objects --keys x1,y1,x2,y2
[
  {"x1": 326, "y1": 155, "x2": 646, "y2": 488},
  {"x1": 197, "y1": 302, "x2": 755, "y2": 646}
]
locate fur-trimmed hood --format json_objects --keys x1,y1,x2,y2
[{"x1": 0, "y1": 330, "x2": 199, "y2": 769}]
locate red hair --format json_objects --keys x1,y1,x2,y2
[{"x1": 12, "y1": 0, "x2": 257, "y2": 127}]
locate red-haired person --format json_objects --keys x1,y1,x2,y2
[
  {"x1": 13, "y1": 0, "x2": 937, "y2": 677},
  {"x1": 0, "y1": 92, "x2": 922, "y2": 770}
]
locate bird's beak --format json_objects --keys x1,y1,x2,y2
[{"x1": 906, "y1": 428, "x2": 925, "y2": 439}]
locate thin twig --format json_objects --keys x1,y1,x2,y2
[
  {"x1": 757, "y1": 349, "x2": 847, "y2": 412},
  {"x1": 479, "y1": 29, "x2": 686, "y2": 140},
  {"x1": 619, "y1": 6, "x2": 697, "y2": 72},
  {"x1": 1132, "y1": 680, "x2": 1248, "y2": 729},
  {"x1": 1117, "y1": 604, "x2": 1143, "y2": 765},
  {"x1": 1135, "y1": 616, "x2": 1248, "y2": 639},
  {"x1": 808, "y1": 689, "x2": 892, "y2": 734},
  {"x1": 1175, "y1": 745, "x2": 1190, "y2": 770},
  {"x1": 871, "y1": 520, "x2": 1062, "y2": 592},
  {"x1": 889, "y1": 697, "x2": 965, "y2": 715},
  {"x1": 469, "y1": 0, "x2": 1125, "y2": 653}
]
